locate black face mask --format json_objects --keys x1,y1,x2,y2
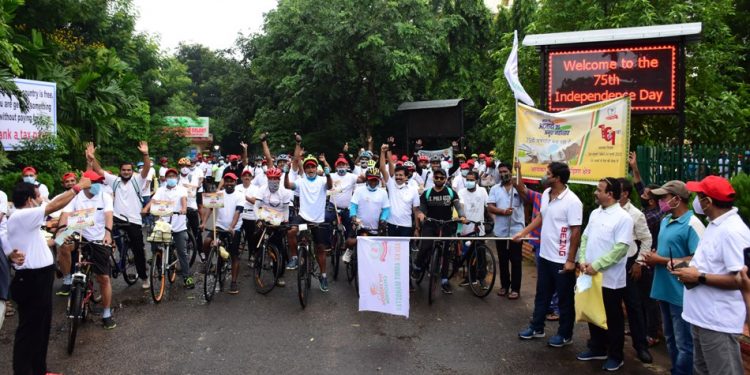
[
  {"x1": 225, "y1": 186, "x2": 235, "y2": 194},
  {"x1": 640, "y1": 198, "x2": 651, "y2": 208},
  {"x1": 231, "y1": 161, "x2": 238, "y2": 167}
]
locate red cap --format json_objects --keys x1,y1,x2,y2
[
  {"x1": 303, "y1": 159, "x2": 318, "y2": 167},
  {"x1": 61, "y1": 172, "x2": 76, "y2": 181},
  {"x1": 460, "y1": 163, "x2": 470, "y2": 170},
  {"x1": 22, "y1": 166, "x2": 36, "y2": 175},
  {"x1": 165, "y1": 168, "x2": 179, "y2": 176},
  {"x1": 396, "y1": 161, "x2": 403, "y2": 166},
  {"x1": 686, "y1": 175, "x2": 736, "y2": 202},
  {"x1": 467, "y1": 159, "x2": 475, "y2": 167},
  {"x1": 228, "y1": 155, "x2": 240, "y2": 161},
  {"x1": 335, "y1": 158, "x2": 348, "y2": 167},
  {"x1": 160, "y1": 157, "x2": 168, "y2": 163},
  {"x1": 390, "y1": 154, "x2": 398, "y2": 161},
  {"x1": 401, "y1": 155, "x2": 408, "y2": 162},
  {"x1": 241, "y1": 169, "x2": 252, "y2": 177},
  {"x1": 479, "y1": 153, "x2": 486, "y2": 158},
  {"x1": 223, "y1": 173, "x2": 238, "y2": 181},
  {"x1": 82, "y1": 170, "x2": 104, "y2": 183}
]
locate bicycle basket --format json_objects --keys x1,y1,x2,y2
[{"x1": 147, "y1": 221, "x2": 173, "y2": 243}]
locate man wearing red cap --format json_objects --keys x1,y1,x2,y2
[
  {"x1": 58, "y1": 170, "x2": 117, "y2": 329},
  {"x1": 330, "y1": 155, "x2": 360, "y2": 245},
  {"x1": 672, "y1": 176, "x2": 750, "y2": 375},
  {"x1": 451, "y1": 163, "x2": 471, "y2": 192},
  {"x1": 21, "y1": 166, "x2": 50, "y2": 202},
  {"x1": 53, "y1": 172, "x2": 79, "y2": 297}
]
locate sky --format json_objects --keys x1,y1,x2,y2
[{"x1": 132, "y1": 0, "x2": 278, "y2": 53}]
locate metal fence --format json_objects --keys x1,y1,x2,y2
[{"x1": 636, "y1": 145, "x2": 750, "y2": 186}]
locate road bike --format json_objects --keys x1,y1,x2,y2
[
  {"x1": 415, "y1": 218, "x2": 459, "y2": 305},
  {"x1": 451, "y1": 221, "x2": 497, "y2": 298},
  {"x1": 296, "y1": 222, "x2": 328, "y2": 309}
]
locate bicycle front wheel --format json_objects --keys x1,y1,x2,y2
[
  {"x1": 330, "y1": 231, "x2": 342, "y2": 281},
  {"x1": 203, "y1": 247, "x2": 219, "y2": 302},
  {"x1": 468, "y1": 243, "x2": 496, "y2": 298},
  {"x1": 120, "y1": 243, "x2": 138, "y2": 286},
  {"x1": 297, "y1": 245, "x2": 309, "y2": 309},
  {"x1": 428, "y1": 243, "x2": 443, "y2": 305},
  {"x1": 255, "y1": 242, "x2": 280, "y2": 295},
  {"x1": 150, "y1": 250, "x2": 166, "y2": 303},
  {"x1": 66, "y1": 284, "x2": 83, "y2": 355}
]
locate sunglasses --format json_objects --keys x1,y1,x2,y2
[{"x1": 434, "y1": 176, "x2": 446, "y2": 181}]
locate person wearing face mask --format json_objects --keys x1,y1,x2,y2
[
  {"x1": 353, "y1": 150, "x2": 373, "y2": 177},
  {"x1": 59, "y1": 170, "x2": 116, "y2": 330},
  {"x1": 513, "y1": 162, "x2": 582, "y2": 348},
  {"x1": 284, "y1": 134, "x2": 333, "y2": 292},
  {"x1": 237, "y1": 169, "x2": 261, "y2": 268},
  {"x1": 178, "y1": 158, "x2": 204, "y2": 258},
  {"x1": 344, "y1": 166, "x2": 390, "y2": 262},
  {"x1": 21, "y1": 166, "x2": 50, "y2": 202},
  {"x1": 380, "y1": 144, "x2": 420, "y2": 239},
  {"x1": 250, "y1": 167, "x2": 293, "y2": 286},
  {"x1": 329, "y1": 156, "x2": 361, "y2": 249},
  {"x1": 144, "y1": 169, "x2": 192, "y2": 289},
  {"x1": 52, "y1": 172, "x2": 81, "y2": 297},
  {"x1": 6, "y1": 175, "x2": 91, "y2": 375},
  {"x1": 481, "y1": 157, "x2": 499, "y2": 188},
  {"x1": 669, "y1": 176, "x2": 750, "y2": 375},
  {"x1": 451, "y1": 163, "x2": 471, "y2": 192},
  {"x1": 457, "y1": 171, "x2": 489, "y2": 287},
  {"x1": 575, "y1": 177, "x2": 633, "y2": 371},
  {"x1": 489, "y1": 163, "x2": 525, "y2": 300},
  {"x1": 641, "y1": 180, "x2": 704, "y2": 375},
  {"x1": 422, "y1": 155, "x2": 445, "y2": 191},
  {"x1": 87, "y1": 141, "x2": 152, "y2": 290}
]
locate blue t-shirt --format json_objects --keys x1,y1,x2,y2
[
  {"x1": 488, "y1": 184, "x2": 525, "y2": 237},
  {"x1": 650, "y1": 210, "x2": 704, "y2": 307}
]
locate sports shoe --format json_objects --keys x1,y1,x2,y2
[
  {"x1": 102, "y1": 317, "x2": 117, "y2": 330},
  {"x1": 56, "y1": 284, "x2": 71, "y2": 296},
  {"x1": 286, "y1": 257, "x2": 298, "y2": 270},
  {"x1": 576, "y1": 350, "x2": 607, "y2": 361},
  {"x1": 441, "y1": 282, "x2": 453, "y2": 294},
  {"x1": 548, "y1": 335, "x2": 573, "y2": 348},
  {"x1": 518, "y1": 327, "x2": 545, "y2": 340},
  {"x1": 319, "y1": 276, "x2": 329, "y2": 292},
  {"x1": 636, "y1": 349, "x2": 653, "y2": 364},
  {"x1": 184, "y1": 276, "x2": 195, "y2": 289},
  {"x1": 141, "y1": 279, "x2": 150, "y2": 290},
  {"x1": 459, "y1": 279, "x2": 472, "y2": 287},
  {"x1": 342, "y1": 249, "x2": 353, "y2": 263},
  {"x1": 602, "y1": 358, "x2": 624, "y2": 371},
  {"x1": 228, "y1": 282, "x2": 239, "y2": 295},
  {"x1": 276, "y1": 278, "x2": 286, "y2": 287}
]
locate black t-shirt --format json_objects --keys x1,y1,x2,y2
[
  {"x1": 222, "y1": 163, "x2": 244, "y2": 178},
  {"x1": 420, "y1": 187, "x2": 456, "y2": 221}
]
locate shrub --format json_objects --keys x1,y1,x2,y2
[{"x1": 731, "y1": 173, "x2": 750, "y2": 225}]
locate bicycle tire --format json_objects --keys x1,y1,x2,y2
[
  {"x1": 330, "y1": 230, "x2": 341, "y2": 281},
  {"x1": 217, "y1": 252, "x2": 228, "y2": 291},
  {"x1": 203, "y1": 246, "x2": 219, "y2": 302},
  {"x1": 352, "y1": 252, "x2": 359, "y2": 297},
  {"x1": 428, "y1": 242, "x2": 442, "y2": 305},
  {"x1": 297, "y1": 245, "x2": 309, "y2": 309},
  {"x1": 468, "y1": 243, "x2": 496, "y2": 298},
  {"x1": 446, "y1": 242, "x2": 461, "y2": 280},
  {"x1": 167, "y1": 247, "x2": 178, "y2": 284},
  {"x1": 187, "y1": 230, "x2": 198, "y2": 268},
  {"x1": 345, "y1": 252, "x2": 356, "y2": 283},
  {"x1": 120, "y1": 244, "x2": 138, "y2": 286},
  {"x1": 149, "y1": 251, "x2": 165, "y2": 303},
  {"x1": 254, "y1": 242, "x2": 280, "y2": 295},
  {"x1": 66, "y1": 284, "x2": 83, "y2": 355}
]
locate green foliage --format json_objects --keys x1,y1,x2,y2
[
  {"x1": 731, "y1": 173, "x2": 750, "y2": 225},
  {"x1": 12, "y1": 133, "x2": 71, "y2": 181},
  {"x1": 0, "y1": 171, "x2": 56, "y2": 197}
]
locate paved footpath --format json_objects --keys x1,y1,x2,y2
[{"x1": 0, "y1": 245, "x2": 672, "y2": 374}]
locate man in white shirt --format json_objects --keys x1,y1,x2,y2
[
  {"x1": 237, "y1": 170, "x2": 260, "y2": 266},
  {"x1": 458, "y1": 171, "x2": 489, "y2": 287},
  {"x1": 513, "y1": 162, "x2": 583, "y2": 348},
  {"x1": 575, "y1": 177, "x2": 634, "y2": 371},
  {"x1": 251, "y1": 167, "x2": 293, "y2": 286},
  {"x1": 345, "y1": 166, "x2": 390, "y2": 262},
  {"x1": 380, "y1": 145, "x2": 420, "y2": 238},
  {"x1": 330, "y1": 156, "x2": 361, "y2": 246},
  {"x1": 201, "y1": 173, "x2": 244, "y2": 295},
  {"x1": 673, "y1": 176, "x2": 750, "y2": 375},
  {"x1": 451, "y1": 163, "x2": 470, "y2": 192},
  {"x1": 284, "y1": 133, "x2": 333, "y2": 292},
  {"x1": 87, "y1": 141, "x2": 152, "y2": 289},
  {"x1": 21, "y1": 166, "x2": 50, "y2": 201},
  {"x1": 157, "y1": 157, "x2": 169, "y2": 183},
  {"x1": 178, "y1": 158, "x2": 203, "y2": 252},
  {"x1": 144, "y1": 168, "x2": 192, "y2": 288},
  {"x1": 6, "y1": 175, "x2": 91, "y2": 375}
]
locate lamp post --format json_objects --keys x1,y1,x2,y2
[{"x1": 213, "y1": 144, "x2": 220, "y2": 159}]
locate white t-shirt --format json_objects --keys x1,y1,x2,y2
[
  {"x1": 215, "y1": 189, "x2": 244, "y2": 231},
  {"x1": 451, "y1": 174, "x2": 467, "y2": 192},
  {"x1": 158, "y1": 166, "x2": 169, "y2": 179},
  {"x1": 294, "y1": 176, "x2": 328, "y2": 223},
  {"x1": 458, "y1": 187, "x2": 488, "y2": 236},
  {"x1": 189, "y1": 166, "x2": 204, "y2": 193},
  {"x1": 0, "y1": 190, "x2": 7, "y2": 215},
  {"x1": 539, "y1": 187, "x2": 583, "y2": 264},
  {"x1": 37, "y1": 183, "x2": 50, "y2": 201},
  {"x1": 237, "y1": 183, "x2": 260, "y2": 221},
  {"x1": 6, "y1": 206, "x2": 53, "y2": 270},
  {"x1": 386, "y1": 178, "x2": 419, "y2": 228},
  {"x1": 683, "y1": 208, "x2": 750, "y2": 334},
  {"x1": 104, "y1": 172, "x2": 147, "y2": 225},
  {"x1": 151, "y1": 185, "x2": 188, "y2": 232},
  {"x1": 140, "y1": 167, "x2": 156, "y2": 197},
  {"x1": 179, "y1": 174, "x2": 200, "y2": 210},
  {"x1": 582, "y1": 204, "x2": 633, "y2": 289},
  {"x1": 255, "y1": 186, "x2": 293, "y2": 223},
  {"x1": 63, "y1": 191, "x2": 114, "y2": 242},
  {"x1": 330, "y1": 172, "x2": 358, "y2": 209},
  {"x1": 351, "y1": 186, "x2": 390, "y2": 231}
]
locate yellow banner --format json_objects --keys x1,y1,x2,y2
[{"x1": 514, "y1": 96, "x2": 631, "y2": 184}]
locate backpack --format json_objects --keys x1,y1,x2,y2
[{"x1": 112, "y1": 177, "x2": 143, "y2": 206}]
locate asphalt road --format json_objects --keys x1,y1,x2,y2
[{"x1": 0, "y1": 244, "x2": 673, "y2": 375}]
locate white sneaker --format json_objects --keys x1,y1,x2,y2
[
  {"x1": 141, "y1": 279, "x2": 150, "y2": 289},
  {"x1": 342, "y1": 249, "x2": 353, "y2": 263}
]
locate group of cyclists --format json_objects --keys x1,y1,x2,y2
[{"x1": 2, "y1": 133, "x2": 528, "y2": 332}]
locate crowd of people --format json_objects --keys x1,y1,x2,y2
[{"x1": 0, "y1": 134, "x2": 749, "y2": 375}]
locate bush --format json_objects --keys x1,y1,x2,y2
[
  {"x1": 731, "y1": 173, "x2": 750, "y2": 225},
  {"x1": 0, "y1": 171, "x2": 57, "y2": 198}
]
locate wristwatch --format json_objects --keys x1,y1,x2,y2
[{"x1": 698, "y1": 273, "x2": 707, "y2": 284}]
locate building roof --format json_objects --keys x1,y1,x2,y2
[
  {"x1": 397, "y1": 99, "x2": 463, "y2": 111},
  {"x1": 522, "y1": 22, "x2": 702, "y2": 47}
]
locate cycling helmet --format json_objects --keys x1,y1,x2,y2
[
  {"x1": 366, "y1": 159, "x2": 377, "y2": 168},
  {"x1": 417, "y1": 154, "x2": 429, "y2": 162},
  {"x1": 359, "y1": 150, "x2": 373, "y2": 159},
  {"x1": 178, "y1": 157, "x2": 191, "y2": 166},
  {"x1": 365, "y1": 166, "x2": 381, "y2": 179},
  {"x1": 403, "y1": 161, "x2": 416, "y2": 170},
  {"x1": 266, "y1": 167, "x2": 282, "y2": 178},
  {"x1": 429, "y1": 155, "x2": 441, "y2": 163},
  {"x1": 303, "y1": 154, "x2": 319, "y2": 167},
  {"x1": 276, "y1": 154, "x2": 290, "y2": 161}
]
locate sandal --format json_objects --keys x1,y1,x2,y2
[
  {"x1": 508, "y1": 291, "x2": 520, "y2": 300},
  {"x1": 546, "y1": 312, "x2": 559, "y2": 321},
  {"x1": 496, "y1": 288, "x2": 508, "y2": 297},
  {"x1": 5, "y1": 301, "x2": 15, "y2": 317}
]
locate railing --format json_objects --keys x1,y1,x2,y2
[{"x1": 636, "y1": 144, "x2": 750, "y2": 185}]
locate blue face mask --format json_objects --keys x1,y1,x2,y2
[
  {"x1": 465, "y1": 181, "x2": 477, "y2": 190},
  {"x1": 23, "y1": 176, "x2": 35, "y2": 184},
  {"x1": 337, "y1": 168, "x2": 347, "y2": 176},
  {"x1": 367, "y1": 185, "x2": 378, "y2": 192},
  {"x1": 166, "y1": 178, "x2": 178, "y2": 188},
  {"x1": 306, "y1": 175, "x2": 317, "y2": 182},
  {"x1": 89, "y1": 183, "x2": 102, "y2": 196}
]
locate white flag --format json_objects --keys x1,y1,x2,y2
[
  {"x1": 504, "y1": 30, "x2": 535, "y2": 106},
  {"x1": 357, "y1": 237, "x2": 410, "y2": 318}
]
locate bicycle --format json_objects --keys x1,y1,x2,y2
[
  {"x1": 253, "y1": 220, "x2": 286, "y2": 294},
  {"x1": 203, "y1": 229, "x2": 231, "y2": 302},
  {"x1": 452, "y1": 221, "x2": 497, "y2": 298},
  {"x1": 416, "y1": 218, "x2": 459, "y2": 305},
  {"x1": 110, "y1": 221, "x2": 138, "y2": 286},
  {"x1": 296, "y1": 222, "x2": 329, "y2": 309},
  {"x1": 329, "y1": 208, "x2": 347, "y2": 281},
  {"x1": 146, "y1": 213, "x2": 182, "y2": 303},
  {"x1": 65, "y1": 235, "x2": 100, "y2": 355}
]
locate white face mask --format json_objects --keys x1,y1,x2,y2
[
  {"x1": 692, "y1": 195, "x2": 705, "y2": 215},
  {"x1": 181, "y1": 167, "x2": 190, "y2": 175}
]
